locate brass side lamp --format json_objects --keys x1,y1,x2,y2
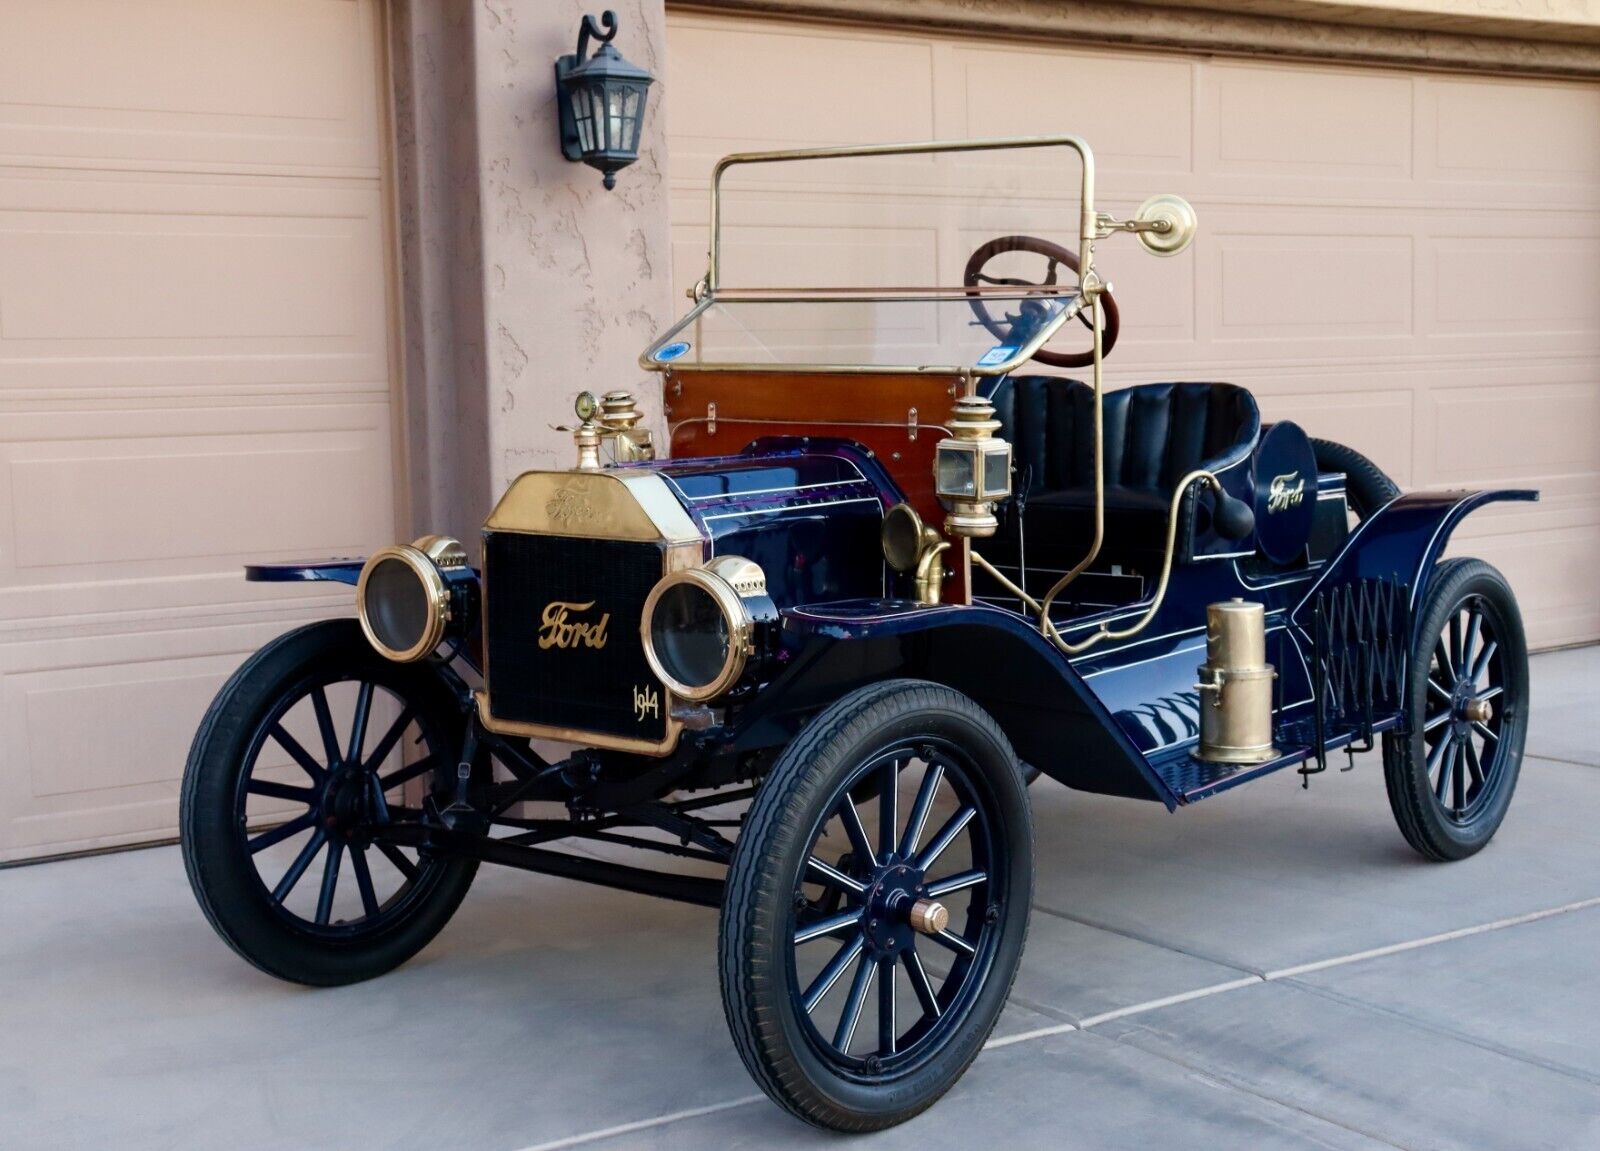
[{"x1": 934, "y1": 394, "x2": 1012, "y2": 539}]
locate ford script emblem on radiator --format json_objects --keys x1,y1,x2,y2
[
  {"x1": 1267, "y1": 471, "x2": 1305, "y2": 513},
  {"x1": 544, "y1": 486, "x2": 597, "y2": 527},
  {"x1": 538, "y1": 600, "x2": 611, "y2": 650}
]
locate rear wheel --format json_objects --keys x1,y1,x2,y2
[
  {"x1": 1382, "y1": 559, "x2": 1528, "y2": 861},
  {"x1": 719, "y1": 680, "x2": 1032, "y2": 1131},
  {"x1": 180, "y1": 620, "x2": 476, "y2": 985}
]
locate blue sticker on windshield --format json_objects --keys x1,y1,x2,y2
[
  {"x1": 976, "y1": 345, "x2": 1017, "y2": 367},
  {"x1": 654, "y1": 340, "x2": 691, "y2": 362}
]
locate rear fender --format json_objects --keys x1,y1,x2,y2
[
  {"x1": 737, "y1": 602, "x2": 1178, "y2": 807},
  {"x1": 1289, "y1": 489, "x2": 1538, "y2": 651}
]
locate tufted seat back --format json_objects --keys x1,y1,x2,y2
[
  {"x1": 982, "y1": 376, "x2": 1260, "y2": 567},
  {"x1": 989, "y1": 377, "x2": 1259, "y2": 499}
]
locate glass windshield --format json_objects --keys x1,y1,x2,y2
[{"x1": 644, "y1": 291, "x2": 1081, "y2": 374}]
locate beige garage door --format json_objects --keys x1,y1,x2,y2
[
  {"x1": 0, "y1": 0, "x2": 398, "y2": 861},
  {"x1": 665, "y1": 12, "x2": 1600, "y2": 651}
]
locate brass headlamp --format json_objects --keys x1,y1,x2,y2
[
  {"x1": 356, "y1": 535, "x2": 471, "y2": 662},
  {"x1": 934, "y1": 394, "x2": 1012, "y2": 539},
  {"x1": 640, "y1": 555, "x2": 773, "y2": 702}
]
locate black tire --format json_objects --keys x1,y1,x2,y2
[
  {"x1": 1311, "y1": 437, "x2": 1401, "y2": 520},
  {"x1": 180, "y1": 619, "x2": 477, "y2": 985},
  {"x1": 719, "y1": 680, "x2": 1033, "y2": 1132},
  {"x1": 1382, "y1": 559, "x2": 1528, "y2": 861}
]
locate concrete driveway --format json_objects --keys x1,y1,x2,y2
[{"x1": 2, "y1": 647, "x2": 1596, "y2": 1151}]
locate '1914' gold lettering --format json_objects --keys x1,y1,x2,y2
[{"x1": 538, "y1": 601, "x2": 610, "y2": 650}]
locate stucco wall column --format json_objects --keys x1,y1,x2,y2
[{"x1": 470, "y1": 0, "x2": 674, "y2": 496}]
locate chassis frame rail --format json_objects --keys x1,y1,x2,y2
[{"x1": 375, "y1": 822, "x2": 727, "y2": 909}]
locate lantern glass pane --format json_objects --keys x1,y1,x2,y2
[
  {"x1": 981, "y1": 444, "x2": 1012, "y2": 499},
  {"x1": 607, "y1": 86, "x2": 625, "y2": 149},
  {"x1": 591, "y1": 88, "x2": 608, "y2": 149},
  {"x1": 935, "y1": 443, "x2": 977, "y2": 498}
]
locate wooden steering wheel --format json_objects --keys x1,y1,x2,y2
[{"x1": 963, "y1": 235, "x2": 1120, "y2": 369}]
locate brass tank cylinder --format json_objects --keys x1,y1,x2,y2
[{"x1": 1195, "y1": 598, "x2": 1279, "y2": 764}]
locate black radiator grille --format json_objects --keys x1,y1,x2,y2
[{"x1": 484, "y1": 532, "x2": 668, "y2": 741}]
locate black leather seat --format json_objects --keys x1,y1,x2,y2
[{"x1": 984, "y1": 376, "x2": 1260, "y2": 568}]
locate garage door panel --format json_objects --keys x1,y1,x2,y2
[
  {"x1": 0, "y1": 0, "x2": 395, "y2": 858},
  {"x1": 0, "y1": 614, "x2": 331, "y2": 861},
  {"x1": 1210, "y1": 232, "x2": 1413, "y2": 340},
  {"x1": 1429, "y1": 236, "x2": 1600, "y2": 335},
  {"x1": 0, "y1": 401, "x2": 393, "y2": 585},
  {"x1": 667, "y1": 21, "x2": 935, "y2": 174},
  {"x1": 1427, "y1": 77, "x2": 1600, "y2": 189},
  {"x1": 1205, "y1": 62, "x2": 1412, "y2": 179},
  {"x1": 953, "y1": 46, "x2": 1193, "y2": 174},
  {"x1": 1424, "y1": 382, "x2": 1598, "y2": 484},
  {"x1": 0, "y1": 174, "x2": 389, "y2": 397},
  {"x1": 0, "y1": 0, "x2": 378, "y2": 174}
]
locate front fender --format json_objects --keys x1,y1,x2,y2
[
  {"x1": 734, "y1": 600, "x2": 1178, "y2": 807},
  {"x1": 244, "y1": 558, "x2": 366, "y2": 585},
  {"x1": 1290, "y1": 488, "x2": 1538, "y2": 650}
]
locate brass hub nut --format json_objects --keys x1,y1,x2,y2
[
  {"x1": 1463, "y1": 697, "x2": 1494, "y2": 725},
  {"x1": 908, "y1": 898, "x2": 950, "y2": 936}
]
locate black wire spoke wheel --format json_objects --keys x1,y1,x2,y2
[
  {"x1": 1384, "y1": 558, "x2": 1528, "y2": 861},
  {"x1": 1420, "y1": 594, "x2": 1508, "y2": 822},
  {"x1": 181, "y1": 620, "x2": 477, "y2": 985},
  {"x1": 720, "y1": 680, "x2": 1032, "y2": 1132}
]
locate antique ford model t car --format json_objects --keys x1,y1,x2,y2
[{"x1": 181, "y1": 135, "x2": 1533, "y2": 1132}]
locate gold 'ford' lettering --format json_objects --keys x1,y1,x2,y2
[
  {"x1": 538, "y1": 601, "x2": 611, "y2": 650},
  {"x1": 1267, "y1": 471, "x2": 1305, "y2": 514}
]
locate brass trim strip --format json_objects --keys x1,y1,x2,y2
[
  {"x1": 474, "y1": 690, "x2": 687, "y2": 755},
  {"x1": 668, "y1": 415, "x2": 952, "y2": 440}
]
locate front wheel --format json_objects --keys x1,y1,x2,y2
[
  {"x1": 1383, "y1": 559, "x2": 1528, "y2": 861},
  {"x1": 180, "y1": 619, "x2": 477, "y2": 985},
  {"x1": 719, "y1": 680, "x2": 1033, "y2": 1132}
]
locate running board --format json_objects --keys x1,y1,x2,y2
[{"x1": 1147, "y1": 714, "x2": 1403, "y2": 804}]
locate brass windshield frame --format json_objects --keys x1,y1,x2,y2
[{"x1": 638, "y1": 133, "x2": 1102, "y2": 378}]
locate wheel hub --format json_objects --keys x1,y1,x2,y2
[
  {"x1": 861, "y1": 858, "x2": 932, "y2": 956},
  {"x1": 321, "y1": 764, "x2": 372, "y2": 839},
  {"x1": 1449, "y1": 679, "x2": 1491, "y2": 738}
]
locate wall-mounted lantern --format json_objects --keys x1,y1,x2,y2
[{"x1": 555, "y1": 10, "x2": 654, "y2": 190}]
